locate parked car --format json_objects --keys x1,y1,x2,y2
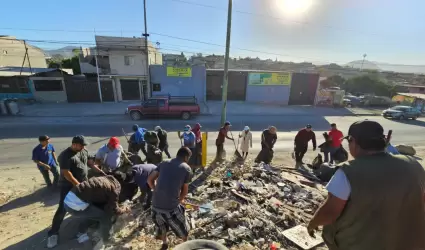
[
  {"x1": 361, "y1": 96, "x2": 393, "y2": 107},
  {"x1": 382, "y1": 106, "x2": 421, "y2": 120},
  {"x1": 126, "y1": 95, "x2": 200, "y2": 120},
  {"x1": 343, "y1": 95, "x2": 362, "y2": 107}
]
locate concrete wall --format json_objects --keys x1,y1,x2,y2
[
  {"x1": 0, "y1": 36, "x2": 47, "y2": 68},
  {"x1": 150, "y1": 65, "x2": 206, "y2": 102},
  {"x1": 246, "y1": 85, "x2": 291, "y2": 104},
  {"x1": 108, "y1": 51, "x2": 148, "y2": 76},
  {"x1": 29, "y1": 77, "x2": 67, "y2": 102}
]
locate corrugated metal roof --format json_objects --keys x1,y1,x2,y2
[{"x1": 0, "y1": 67, "x2": 72, "y2": 76}]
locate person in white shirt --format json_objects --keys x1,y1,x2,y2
[{"x1": 95, "y1": 137, "x2": 125, "y2": 172}]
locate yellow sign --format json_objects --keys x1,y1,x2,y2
[
  {"x1": 248, "y1": 72, "x2": 292, "y2": 85},
  {"x1": 166, "y1": 67, "x2": 192, "y2": 77}
]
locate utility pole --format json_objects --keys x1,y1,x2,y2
[
  {"x1": 360, "y1": 53, "x2": 367, "y2": 71},
  {"x1": 95, "y1": 47, "x2": 103, "y2": 103},
  {"x1": 220, "y1": 0, "x2": 233, "y2": 125},
  {"x1": 143, "y1": 0, "x2": 151, "y2": 100},
  {"x1": 19, "y1": 40, "x2": 32, "y2": 75}
]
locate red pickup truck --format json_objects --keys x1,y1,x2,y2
[{"x1": 126, "y1": 95, "x2": 201, "y2": 120}]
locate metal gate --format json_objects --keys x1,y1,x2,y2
[
  {"x1": 65, "y1": 80, "x2": 101, "y2": 103},
  {"x1": 288, "y1": 73, "x2": 319, "y2": 105},
  {"x1": 206, "y1": 70, "x2": 247, "y2": 101},
  {"x1": 120, "y1": 79, "x2": 140, "y2": 100},
  {"x1": 100, "y1": 80, "x2": 115, "y2": 102}
]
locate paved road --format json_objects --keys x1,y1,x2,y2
[{"x1": 1, "y1": 115, "x2": 424, "y2": 167}]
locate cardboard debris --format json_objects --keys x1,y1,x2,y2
[{"x1": 282, "y1": 225, "x2": 323, "y2": 250}]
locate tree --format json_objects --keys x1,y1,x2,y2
[
  {"x1": 47, "y1": 56, "x2": 81, "y2": 75},
  {"x1": 320, "y1": 75, "x2": 346, "y2": 88},
  {"x1": 343, "y1": 74, "x2": 392, "y2": 96}
]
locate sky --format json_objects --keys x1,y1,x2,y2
[{"x1": 1, "y1": 0, "x2": 425, "y2": 66}]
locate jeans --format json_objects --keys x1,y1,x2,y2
[
  {"x1": 139, "y1": 185, "x2": 153, "y2": 208},
  {"x1": 324, "y1": 147, "x2": 338, "y2": 163},
  {"x1": 295, "y1": 144, "x2": 308, "y2": 162},
  {"x1": 38, "y1": 165, "x2": 59, "y2": 186},
  {"x1": 64, "y1": 204, "x2": 112, "y2": 241},
  {"x1": 48, "y1": 185, "x2": 72, "y2": 236}
]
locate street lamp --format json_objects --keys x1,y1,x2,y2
[{"x1": 220, "y1": 0, "x2": 233, "y2": 125}]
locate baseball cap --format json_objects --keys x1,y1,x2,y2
[
  {"x1": 306, "y1": 124, "x2": 312, "y2": 129},
  {"x1": 244, "y1": 126, "x2": 250, "y2": 131},
  {"x1": 108, "y1": 137, "x2": 120, "y2": 148},
  {"x1": 184, "y1": 125, "x2": 191, "y2": 131},
  {"x1": 344, "y1": 120, "x2": 386, "y2": 150},
  {"x1": 154, "y1": 126, "x2": 161, "y2": 131},
  {"x1": 72, "y1": 135, "x2": 88, "y2": 146},
  {"x1": 224, "y1": 121, "x2": 231, "y2": 126},
  {"x1": 38, "y1": 135, "x2": 50, "y2": 141}
]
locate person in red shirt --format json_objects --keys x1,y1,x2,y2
[
  {"x1": 325, "y1": 123, "x2": 344, "y2": 163},
  {"x1": 215, "y1": 121, "x2": 234, "y2": 161}
]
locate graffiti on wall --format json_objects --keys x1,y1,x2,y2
[
  {"x1": 248, "y1": 73, "x2": 292, "y2": 85},
  {"x1": 316, "y1": 88, "x2": 345, "y2": 106}
]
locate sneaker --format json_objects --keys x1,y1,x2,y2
[
  {"x1": 77, "y1": 233, "x2": 89, "y2": 243},
  {"x1": 47, "y1": 235, "x2": 58, "y2": 248}
]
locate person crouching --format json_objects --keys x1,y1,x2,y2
[{"x1": 63, "y1": 172, "x2": 131, "y2": 248}]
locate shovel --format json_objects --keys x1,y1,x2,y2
[{"x1": 230, "y1": 131, "x2": 244, "y2": 161}]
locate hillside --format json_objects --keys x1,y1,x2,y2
[
  {"x1": 346, "y1": 60, "x2": 381, "y2": 71},
  {"x1": 45, "y1": 46, "x2": 79, "y2": 58}
]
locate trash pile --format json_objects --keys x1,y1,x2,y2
[{"x1": 106, "y1": 160, "x2": 327, "y2": 250}]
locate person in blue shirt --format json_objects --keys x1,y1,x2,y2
[
  {"x1": 129, "y1": 124, "x2": 148, "y2": 157},
  {"x1": 32, "y1": 135, "x2": 59, "y2": 187},
  {"x1": 179, "y1": 125, "x2": 196, "y2": 168}
]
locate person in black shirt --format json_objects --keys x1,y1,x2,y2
[
  {"x1": 255, "y1": 126, "x2": 277, "y2": 164},
  {"x1": 47, "y1": 135, "x2": 105, "y2": 249},
  {"x1": 155, "y1": 126, "x2": 171, "y2": 159}
]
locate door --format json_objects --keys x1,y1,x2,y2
[
  {"x1": 288, "y1": 73, "x2": 319, "y2": 105},
  {"x1": 142, "y1": 99, "x2": 159, "y2": 115},
  {"x1": 206, "y1": 72, "x2": 222, "y2": 100},
  {"x1": 65, "y1": 80, "x2": 101, "y2": 103},
  {"x1": 120, "y1": 79, "x2": 140, "y2": 100},
  {"x1": 206, "y1": 71, "x2": 247, "y2": 100},
  {"x1": 100, "y1": 80, "x2": 115, "y2": 102}
]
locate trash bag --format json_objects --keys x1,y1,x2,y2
[
  {"x1": 313, "y1": 163, "x2": 339, "y2": 182},
  {"x1": 395, "y1": 144, "x2": 416, "y2": 156},
  {"x1": 311, "y1": 154, "x2": 323, "y2": 170},
  {"x1": 255, "y1": 148, "x2": 274, "y2": 164},
  {"x1": 333, "y1": 146, "x2": 348, "y2": 163},
  {"x1": 146, "y1": 144, "x2": 163, "y2": 165}
]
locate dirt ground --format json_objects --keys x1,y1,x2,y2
[{"x1": 1, "y1": 149, "x2": 424, "y2": 250}]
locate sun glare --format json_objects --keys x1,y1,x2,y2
[{"x1": 275, "y1": 0, "x2": 313, "y2": 17}]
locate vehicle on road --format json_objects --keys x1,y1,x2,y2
[
  {"x1": 126, "y1": 95, "x2": 200, "y2": 120},
  {"x1": 343, "y1": 95, "x2": 362, "y2": 107},
  {"x1": 360, "y1": 95, "x2": 393, "y2": 107},
  {"x1": 382, "y1": 105, "x2": 421, "y2": 120}
]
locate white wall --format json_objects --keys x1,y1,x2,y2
[
  {"x1": 109, "y1": 51, "x2": 148, "y2": 76},
  {"x1": 29, "y1": 77, "x2": 67, "y2": 102}
]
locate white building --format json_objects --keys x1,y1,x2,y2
[
  {"x1": 79, "y1": 35, "x2": 162, "y2": 101},
  {"x1": 0, "y1": 36, "x2": 47, "y2": 69}
]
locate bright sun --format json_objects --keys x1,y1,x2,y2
[{"x1": 275, "y1": 0, "x2": 313, "y2": 17}]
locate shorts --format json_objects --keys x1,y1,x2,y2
[{"x1": 151, "y1": 205, "x2": 189, "y2": 238}]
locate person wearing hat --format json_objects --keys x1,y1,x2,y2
[
  {"x1": 179, "y1": 125, "x2": 197, "y2": 168},
  {"x1": 95, "y1": 137, "x2": 129, "y2": 173},
  {"x1": 294, "y1": 124, "x2": 316, "y2": 164},
  {"x1": 191, "y1": 123, "x2": 203, "y2": 168},
  {"x1": 307, "y1": 120, "x2": 425, "y2": 249},
  {"x1": 32, "y1": 135, "x2": 59, "y2": 187},
  {"x1": 129, "y1": 124, "x2": 148, "y2": 157},
  {"x1": 239, "y1": 126, "x2": 253, "y2": 159},
  {"x1": 155, "y1": 126, "x2": 171, "y2": 159},
  {"x1": 63, "y1": 171, "x2": 131, "y2": 248},
  {"x1": 215, "y1": 121, "x2": 234, "y2": 161},
  {"x1": 47, "y1": 135, "x2": 105, "y2": 248}
]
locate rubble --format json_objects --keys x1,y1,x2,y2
[{"x1": 104, "y1": 160, "x2": 327, "y2": 250}]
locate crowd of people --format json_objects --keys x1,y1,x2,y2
[{"x1": 30, "y1": 120, "x2": 425, "y2": 250}]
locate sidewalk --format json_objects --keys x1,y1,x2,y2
[{"x1": 11, "y1": 101, "x2": 383, "y2": 118}]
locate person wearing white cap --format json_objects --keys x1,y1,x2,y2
[{"x1": 239, "y1": 126, "x2": 252, "y2": 159}]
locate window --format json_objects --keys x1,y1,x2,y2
[
  {"x1": 124, "y1": 56, "x2": 135, "y2": 66},
  {"x1": 152, "y1": 83, "x2": 161, "y2": 92},
  {"x1": 158, "y1": 100, "x2": 165, "y2": 107},
  {"x1": 144, "y1": 99, "x2": 158, "y2": 107},
  {"x1": 0, "y1": 78, "x2": 30, "y2": 93},
  {"x1": 33, "y1": 80, "x2": 63, "y2": 91}
]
